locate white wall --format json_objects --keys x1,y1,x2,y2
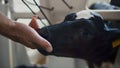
[
  {"x1": 40, "y1": 0, "x2": 88, "y2": 24},
  {"x1": 0, "y1": 35, "x2": 10, "y2": 68},
  {"x1": 0, "y1": 3, "x2": 11, "y2": 68}
]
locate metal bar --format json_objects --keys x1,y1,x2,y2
[
  {"x1": 91, "y1": 10, "x2": 120, "y2": 20},
  {"x1": 33, "y1": 0, "x2": 52, "y2": 25},
  {"x1": 62, "y1": 0, "x2": 73, "y2": 9},
  {"x1": 21, "y1": 0, "x2": 46, "y2": 26},
  {"x1": 40, "y1": 5, "x2": 54, "y2": 11}
]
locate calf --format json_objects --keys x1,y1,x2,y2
[{"x1": 29, "y1": 10, "x2": 120, "y2": 68}]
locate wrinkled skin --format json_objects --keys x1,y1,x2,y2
[{"x1": 30, "y1": 10, "x2": 120, "y2": 67}]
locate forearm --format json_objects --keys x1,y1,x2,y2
[{"x1": 0, "y1": 12, "x2": 15, "y2": 38}]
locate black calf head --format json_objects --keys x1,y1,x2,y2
[{"x1": 37, "y1": 10, "x2": 120, "y2": 65}]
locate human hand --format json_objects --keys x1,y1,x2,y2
[
  {"x1": 11, "y1": 22, "x2": 53, "y2": 52},
  {"x1": 0, "y1": 12, "x2": 52, "y2": 52}
]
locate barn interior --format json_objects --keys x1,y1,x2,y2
[{"x1": 0, "y1": 0, "x2": 120, "y2": 68}]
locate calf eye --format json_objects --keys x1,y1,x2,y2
[{"x1": 79, "y1": 28, "x2": 92, "y2": 38}]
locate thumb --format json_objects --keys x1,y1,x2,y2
[{"x1": 29, "y1": 15, "x2": 39, "y2": 30}]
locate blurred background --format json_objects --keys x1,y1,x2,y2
[{"x1": 0, "y1": 0, "x2": 120, "y2": 68}]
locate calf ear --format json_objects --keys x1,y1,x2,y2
[
  {"x1": 29, "y1": 15, "x2": 39, "y2": 30},
  {"x1": 63, "y1": 13, "x2": 77, "y2": 22},
  {"x1": 90, "y1": 12, "x2": 105, "y2": 31}
]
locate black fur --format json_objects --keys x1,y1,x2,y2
[{"x1": 36, "y1": 11, "x2": 120, "y2": 67}]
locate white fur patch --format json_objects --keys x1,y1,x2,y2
[{"x1": 76, "y1": 10, "x2": 94, "y2": 19}]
